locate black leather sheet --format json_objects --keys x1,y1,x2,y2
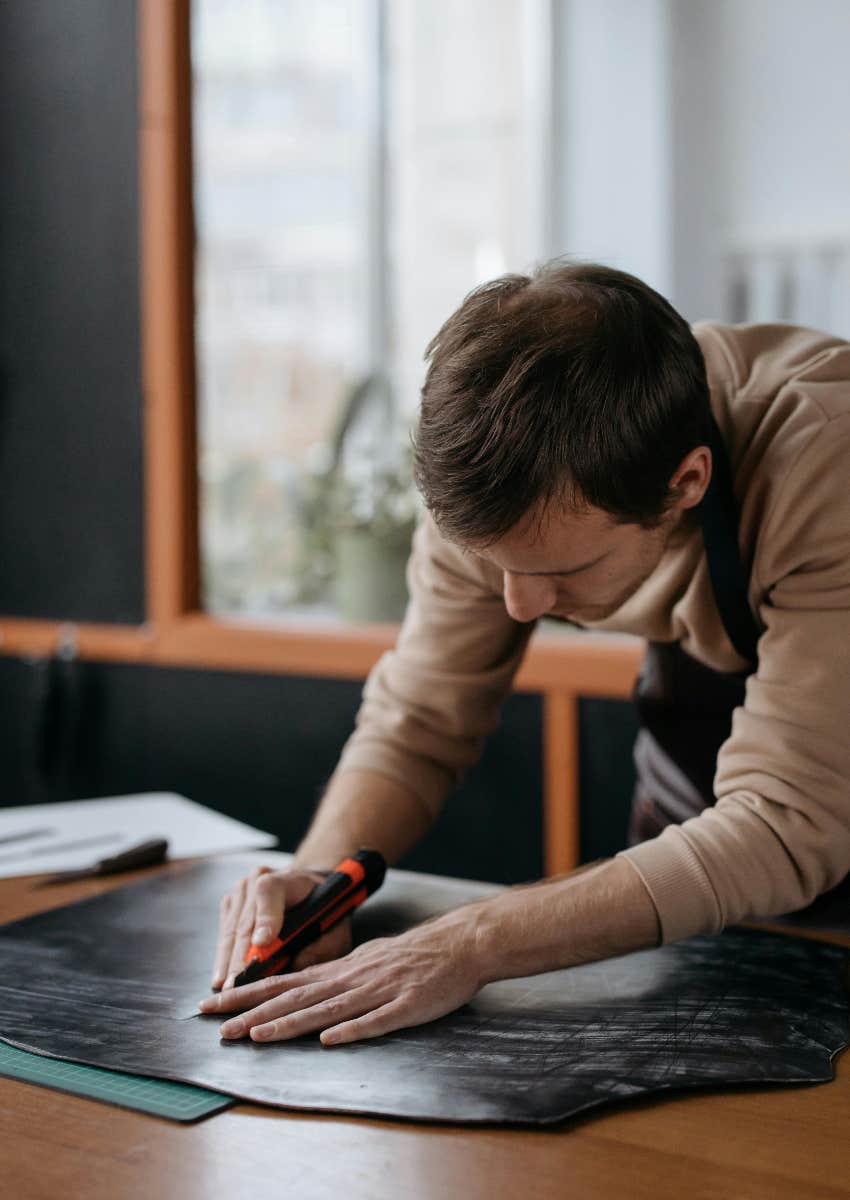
[{"x1": 0, "y1": 860, "x2": 847, "y2": 1125}]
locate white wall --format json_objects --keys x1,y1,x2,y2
[
  {"x1": 713, "y1": 0, "x2": 850, "y2": 240},
  {"x1": 558, "y1": 0, "x2": 850, "y2": 329},
  {"x1": 556, "y1": 0, "x2": 673, "y2": 297},
  {"x1": 672, "y1": 0, "x2": 850, "y2": 323}
]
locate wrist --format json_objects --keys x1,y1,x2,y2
[
  {"x1": 292, "y1": 845, "x2": 349, "y2": 874},
  {"x1": 461, "y1": 858, "x2": 661, "y2": 986},
  {"x1": 435, "y1": 900, "x2": 500, "y2": 989},
  {"x1": 466, "y1": 897, "x2": 511, "y2": 987}
]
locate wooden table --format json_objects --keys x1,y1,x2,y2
[{"x1": 1, "y1": 865, "x2": 849, "y2": 1200}]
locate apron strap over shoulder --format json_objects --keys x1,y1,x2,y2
[
  {"x1": 630, "y1": 412, "x2": 760, "y2": 840},
  {"x1": 697, "y1": 414, "x2": 762, "y2": 666}
]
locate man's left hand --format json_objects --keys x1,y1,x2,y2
[{"x1": 198, "y1": 908, "x2": 485, "y2": 1045}]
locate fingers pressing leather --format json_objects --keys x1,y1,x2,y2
[
  {"x1": 218, "y1": 978, "x2": 348, "y2": 1039},
  {"x1": 224, "y1": 983, "x2": 387, "y2": 1043},
  {"x1": 201, "y1": 959, "x2": 334, "y2": 1013},
  {"x1": 222, "y1": 866, "x2": 271, "y2": 989},
  {"x1": 320, "y1": 998, "x2": 411, "y2": 1046},
  {"x1": 212, "y1": 878, "x2": 248, "y2": 989}
]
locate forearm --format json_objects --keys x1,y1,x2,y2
[
  {"x1": 292, "y1": 768, "x2": 438, "y2": 871},
  {"x1": 466, "y1": 857, "x2": 661, "y2": 984}
]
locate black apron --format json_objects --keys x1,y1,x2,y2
[{"x1": 628, "y1": 415, "x2": 850, "y2": 931}]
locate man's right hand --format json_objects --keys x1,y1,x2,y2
[{"x1": 211, "y1": 865, "x2": 353, "y2": 990}]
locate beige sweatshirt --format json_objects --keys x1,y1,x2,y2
[{"x1": 337, "y1": 321, "x2": 850, "y2": 944}]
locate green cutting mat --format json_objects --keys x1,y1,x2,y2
[{"x1": 0, "y1": 1040, "x2": 233, "y2": 1122}]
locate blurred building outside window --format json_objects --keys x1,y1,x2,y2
[{"x1": 192, "y1": 0, "x2": 555, "y2": 621}]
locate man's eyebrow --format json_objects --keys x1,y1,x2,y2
[{"x1": 516, "y1": 550, "x2": 610, "y2": 577}]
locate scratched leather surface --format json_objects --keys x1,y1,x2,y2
[{"x1": 0, "y1": 860, "x2": 847, "y2": 1125}]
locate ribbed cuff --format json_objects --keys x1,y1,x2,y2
[{"x1": 617, "y1": 828, "x2": 724, "y2": 943}]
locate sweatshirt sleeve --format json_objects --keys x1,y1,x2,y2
[
  {"x1": 335, "y1": 512, "x2": 534, "y2": 817},
  {"x1": 620, "y1": 413, "x2": 850, "y2": 942}
]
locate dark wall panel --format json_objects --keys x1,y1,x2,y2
[
  {"x1": 0, "y1": 0, "x2": 144, "y2": 622},
  {"x1": 579, "y1": 697, "x2": 639, "y2": 861},
  {"x1": 0, "y1": 658, "x2": 543, "y2": 886},
  {"x1": 0, "y1": 655, "x2": 640, "y2": 882},
  {"x1": 402, "y1": 690, "x2": 543, "y2": 886}
]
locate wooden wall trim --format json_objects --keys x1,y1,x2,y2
[
  {"x1": 0, "y1": 619, "x2": 155, "y2": 663},
  {"x1": 0, "y1": 615, "x2": 642, "y2": 696},
  {"x1": 138, "y1": 0, "x2": 200, "y2": 623},
  {"x1": 151, "y1": 614, "x2": 402, "y2": 679},
  {"x1": 543, "y1": 690, "x2": 581, "y2": 873},
  {"x1": 518, "y1": 630, "x2": 641, "y2": 696},
  {"x1": 154, "y1": 617, "x2": 643, "y2": 696}
]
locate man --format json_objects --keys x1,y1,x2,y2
[{"x1": 200, "y1": 260, "x2": 850, "y2": 1048}]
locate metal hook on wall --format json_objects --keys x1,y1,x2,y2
[{"x1": 21, "y1": 625, "x2": 83, "y2": 805}]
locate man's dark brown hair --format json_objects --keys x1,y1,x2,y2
[{"x1": 412, "y1": 258, "x2": 711, "y2": 544}]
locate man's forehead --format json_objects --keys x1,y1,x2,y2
[{"x1": 468, "y1": 503, "x2": 620, "y2": 575}]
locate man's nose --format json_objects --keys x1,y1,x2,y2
[{"x1": 502, "y1": 571, "x2": 557, "y2": 623}]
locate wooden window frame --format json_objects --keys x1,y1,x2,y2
[{"x1": 0, "y1": 0, "x2": 643, "y2": 874}]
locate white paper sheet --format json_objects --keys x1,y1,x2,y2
[{"x1": 0, "y1": 792, "x2": 277, "y2": 878}]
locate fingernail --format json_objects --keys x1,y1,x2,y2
[
  {"x1": 221, "y1": 1018, "x2": 245, "y2": 1038},
  {"x1": 198, "y1": 997, "x2": 216, "y2": 1011},
  {"x1": 224, "y1": 976, "x2": 235, "y2": 990},
  {"x1": 251, "y1": 1025, "x2": 273, "y2": 1041},
  {"x1": 253, "y1": 925, "x2": 271, "y2": 944}
]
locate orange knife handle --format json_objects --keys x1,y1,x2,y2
[{"x1": 232, "y1": 849, "x2": 385, "y2": 987}]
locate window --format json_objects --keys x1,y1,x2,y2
[{"x1": 192, "y1": 0, "x2": 554, "y2": 620}]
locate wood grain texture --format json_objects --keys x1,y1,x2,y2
[
  {"x1": 1, "y1": 863, "x2": 850, "y2": 1198},
  {"x1": 3, "y1": 1077, "x2": 850, "y2": 1200}
]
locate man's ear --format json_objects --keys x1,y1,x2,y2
[{"x1": 669, "y1": 445, "x2": 711, "y2": 511}]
